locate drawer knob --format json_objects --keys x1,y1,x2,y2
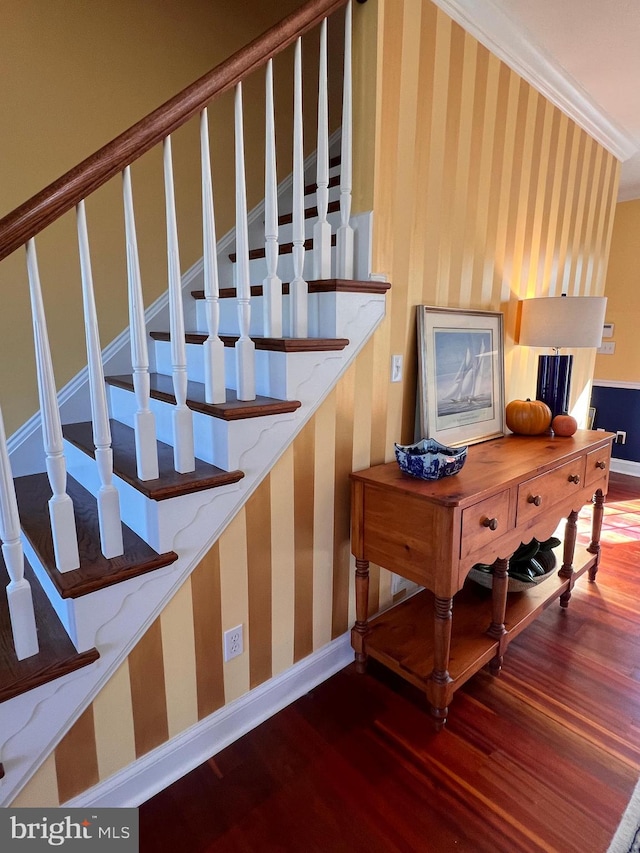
[
  {"x1": 527, "y1": 494, "x2": 542, "y2": 507},
  {"x1": 568, "y1": 474, "x2": 581, "y2": 484},
  {"x1": 482, "y1": 517, "x2": 499, "y2": 531},
  {"x1": 595, "y1": 460, "x2": 606, "y2": 470}
]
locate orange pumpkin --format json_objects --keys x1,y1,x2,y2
[
  {"x1": 505, "y1": 398, "x2": 552, "y2": 436},
  {"x1": 551, "y1": 413, "x2": 578, "y2": 437}
]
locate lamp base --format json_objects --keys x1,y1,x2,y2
[{"x1": 536, "y1": 354, "x2": 572, "y2": 420}]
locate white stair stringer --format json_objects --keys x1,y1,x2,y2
[{"x1": 0, "y1": 285, "x2": 386, "y2": 807}]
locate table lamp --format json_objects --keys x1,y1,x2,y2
[{"x1": 518, "y1": 295, "x2": 607, "y2": 419}]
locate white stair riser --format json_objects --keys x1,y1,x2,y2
[
  {"x1": 276, "y1": 209, "x2": 342, "y2": 246},
  {"x1": 20, "y1": 532, "x2": 168, "y2": 653},
  {"x1": 193, "y1": 291, "x2": 326, "y2": 339},
  {"x1": 107, "y1": 383, "x2": 300, "y2": 471},
  {"x1": 62, "y1": 439, "x2": 241, "y2": 554},
  {"x1": 151, "y1": 337, "x2": 350, "y2": 401},
  {"x1": 216, "y1": 248, "x2": 322, "y2": 292}
]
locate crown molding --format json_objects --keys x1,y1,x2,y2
[{"x1": 431, "y1": 0, "x2": 638, "y2": 162}]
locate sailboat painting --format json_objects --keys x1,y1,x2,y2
[
  {"x1": 416, "y1": 306, "x2": 505, "y2": 447},
  {"x1": 434, "y1": 329, "x2": 494, "y2": 421}
]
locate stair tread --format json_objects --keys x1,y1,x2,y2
[
  {"x1": 63, "y1": 420, "x2": 245, "y2": 501},
  {"x1": 106, "y1": 374, "x2": 302, "y2": 420},
  {"x1": 0, "y1": 555, "x2": 99, "y2": 702},
  {"x1": 14, "y1": 474, "x2": 178, "y2": 600},
  {"x1": 190, "y1": 278, "x2": 391, "y2": 301},
  {"x1": 149, "y1": 331, "x2": 349, "y2": 353}
]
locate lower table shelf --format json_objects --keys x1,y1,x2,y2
[{"x1": 362, "y1": 544, "x2": 598, "y2": 698}]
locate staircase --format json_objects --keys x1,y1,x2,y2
[{"x1": 0, "y1": 0, "x2": 388, "y2": 805}]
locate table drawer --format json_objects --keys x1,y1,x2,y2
[
  {"x1": 584, "y1": 446, "x2": 610, "y2": 488},
  {"x1": 460, "y1": 490, "x2": 511, "y2": 559},
  {"x1": 517, "y1": 455, "x2": 587, "y2": 525}
]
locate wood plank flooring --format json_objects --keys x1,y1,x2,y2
[{"x1": 139, "y1": 473, "x2": 640, "y2": 853}]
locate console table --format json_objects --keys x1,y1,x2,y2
[{"x1": 350, "y1": 431, "x2": 613, "y2": 728}]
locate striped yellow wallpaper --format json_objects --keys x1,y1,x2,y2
[{"x1": 12, "y1": 0, "x2": 620, "y2": 806}]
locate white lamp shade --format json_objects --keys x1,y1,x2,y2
[{"x1": 519, "y1": 296, "x2": 607, "y2": 348}]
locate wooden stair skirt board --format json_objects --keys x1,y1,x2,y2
[
  {"x1": 149, "y1": 331, "x2": 350, "y2": 353},
  {"x1": 0, "y1": 555, "x2": 100, "y2": 703},
  {"x1": 190, "y1": 278, "x2": 392, "y2": 301},
  {"x1": 63, "y1": 420, "x2": 244, "y2": 501},
  {"x1": 13, "y1": 473, "x2": 178, "y2": 600},
  {"x1": 105, "y1": 374, "x2": 302, "y2": 421}
]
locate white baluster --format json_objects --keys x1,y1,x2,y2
[
  {"x1": 200, "y1": 108, "x2": 226, "y2": 404},
  {"x1": 25, "y1": 239, "x2": 80, "y2": 573},
  {"x1": 0, "y1": 404, "x2": 38, "y2": 660},
  {"x1": 163, "y1": 135, "x2": 196, "y2": 471},
  {"x1": 291, "y1": 36, "x2": 308, "y2": 337},
  {"x1": 76, "y1": 201, "x2": 124, "y2": 559},
  {"x1": 123, "y1": 167, "x2": 159, "y2": 481},
  {"x1": 234, "y1": 82, "x2": 256, "y2": 400},
  {"x1": 313, "y1": 18, "x2": 332, "y2": 280},
  {"x1": 336, "y1": 0, "x2": 354, "y2": 279},
  {"x1": 263, "y1": 60, "x2": 283, "y2": 337}
]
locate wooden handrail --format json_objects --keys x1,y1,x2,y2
[{"x1": 0, "y1": 0, "x2": 349, "y2": 263}]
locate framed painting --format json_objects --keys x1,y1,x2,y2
[{"x1": 416, "y1": 306, "x2": 505, "y2": 447}]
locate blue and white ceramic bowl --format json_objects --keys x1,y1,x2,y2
[{"x1": 394, "y1": 438, "x2": 467, "y2": 480}]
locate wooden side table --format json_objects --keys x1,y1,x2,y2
[{"x1": 350, "y1": 431, "x2": 613, "y2": 728}]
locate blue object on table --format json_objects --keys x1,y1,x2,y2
[{"x1": 394, "y1": 438, "x2": 468, "y2": 480}]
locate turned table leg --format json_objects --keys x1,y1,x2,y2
[
  {"x1": 559, "y1": 509, "x2": 578, "y2": 608},
  {"x1": 587, "y1": 489, "x2": 605, "y2": 581},
  {"x1": 351, "y1": 558, "x2": 370, "y2": 673},
  {"x1": 429, "y1": 595, "x2": 453, "y2": 730},
  {"x1": 487, "y1": 557, "x2": 509, "y2": 674}
]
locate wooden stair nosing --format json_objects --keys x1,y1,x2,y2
[
  {"x1": 149, "y1": 331, "x2": 349, "y2": 353},
  {"x1": 0, "y1": 556, "x2": 100, "y2": 703},
  {"x1": 228, "y1": 234, "x2": 336, "y2": 263},
  {"x1": 63, "y1": 420, "x2": 244, "y2": 501},
  {"x1": 191, "y1": 278, "x2": 391, "y2": 301},
  {"x1": 14, "y1": 474, "x2": 178, "y2": 600},
  {"x1": 106, "y1": 374, "x2": 302, "y2": 421}
]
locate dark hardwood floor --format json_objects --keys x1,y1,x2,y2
[{"x1": 140, "y1": 473, "x2": 640, "y2": 853}]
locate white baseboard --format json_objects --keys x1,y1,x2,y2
[
  {"x1": 610, "y1": 459, "x2": 640, "y2": 478},
  {"x1": 64, "y1": 632, "x2": 353, "y2": 808}
]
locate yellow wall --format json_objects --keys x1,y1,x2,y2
[
  {"x1": 0, "y1": 0, "x2": 342, "y2": 435},
  {"x1": 594, "y1": 199, "x2": 640, "y2": 382},
  {"x1": 11, "y1": 0, "x2": 620, "y2": 806}
]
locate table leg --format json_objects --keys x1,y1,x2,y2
[
  {"x1": 559, "y1": 509, "x2": 578, "y2": 608},
  {"x1": 587, "y1": 489, "x2": 605, "y2": 581},
  {"x1": 429, "y1": 595, "x2": 453, "y2": 730},
  {"x1": 487, "y1": 557, "x2": 509, "y2": 674},
  {"x1": 351, "y1": 558, "x2": 370, "y2": 673}
]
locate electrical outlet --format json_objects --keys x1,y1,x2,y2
[
  {"x1": 223, "y1": 624, "x2": 244, "y2": 661},
  {"x1": 597, "y1": 341, "x2": 616, "y2": 355},
  {"x1": 616, "y1": 430, "x2": 627, "y2": 445},
  {"x1": 391, "y1": 354, "x2": 403, "y2": 383}
]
